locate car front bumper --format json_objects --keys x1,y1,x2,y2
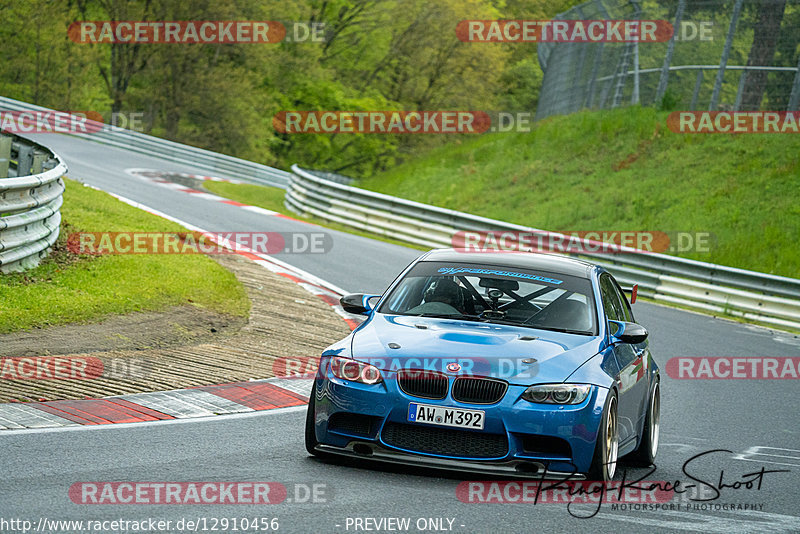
[{"x1": 311, "y1": 360, "x2": 609, "y2": 477}]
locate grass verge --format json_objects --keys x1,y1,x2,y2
[{"x1": 0, "y1": 178, "x2": 249, "y2": 334}]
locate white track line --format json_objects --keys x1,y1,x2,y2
[{"x1": 98, "y1": 186, "x2": 350, "y2": 296}]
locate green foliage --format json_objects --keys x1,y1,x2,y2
[
  {"x1": 499, "y1": 58, "x2": 543, "y2": 111},
  {"x1": 657, "y1": 89, "x2": 680, "y2": 111},
  {"x1": 0, "y1": 0, "x2": 560, "y2": 175}
]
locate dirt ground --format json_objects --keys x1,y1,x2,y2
[
  {"x1": 0, "y1": 254, "x2": 351, "y2": 402},
  {"x1": 0, "y1": 306, "x2": 246, "y2": 358}
]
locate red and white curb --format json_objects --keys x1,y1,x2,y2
[
  {"x1": 124, "y1": 167, "x2": 304, "y2": 221},
  {"x1": 0, "y1": 378, "x2": 312, "y2": 430},
  {"x1": 126, "y1": 168, "x2": 245, "y2": 184},
  {"x1": 0, "y1": 185, "x2": 363, "y2": 431}
]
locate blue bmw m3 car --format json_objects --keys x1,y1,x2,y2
[{"x1": 305, "y1": 250, "x2": 660, "y2": 481}]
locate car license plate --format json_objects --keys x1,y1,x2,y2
[{"x1": 408, "y1": 403, "x2": 484, "y2": 430}]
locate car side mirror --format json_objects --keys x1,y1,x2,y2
[
  {"x1": 608, "y1": 320, "x2": 648, "y2": 344},
  {"x1": 340, "y1": 293, "x2": 380, "y2": 316}
]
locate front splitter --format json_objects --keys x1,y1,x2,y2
[{"x1": 315, "y1": 442, "x2": 586, "y2": 480}]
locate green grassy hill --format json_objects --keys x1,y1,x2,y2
[{"x1": 357, "y1": 107, "x2": 800, "y2": 278}]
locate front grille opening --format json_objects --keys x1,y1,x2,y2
[
  {"x1": 451, "y1": 377, "x2": 508, "y2": 404},
  {"x1": 397, "y1": 369, "x2": 449, "y2": 400},
  {"x1": 328, "y1": 412, "x2": 381, "y2": 437},
  {"x1": 382, "y1": 422, "x2": 508, "y2": 458},
  {"x1": 520, "y1": 434, "x2": 572, "y2": 458}
]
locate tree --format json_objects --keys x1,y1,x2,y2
[
  {"x1": 76, "y1": 0, "x2": 156, "y2": 114},
  {"x1": 0, "y1": 0, "x2": 100, "y2": 108}
]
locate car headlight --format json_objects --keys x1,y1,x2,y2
[
  {"x1": 330, "y1": 356, "x2": 383, "y2": 385},
  {"x1": 522, "y1": 384, "x2": 591, "y2": 405}
]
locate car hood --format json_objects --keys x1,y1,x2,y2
[{"x1": 351, "y1": 314, "x2": 602, "y2": 385}]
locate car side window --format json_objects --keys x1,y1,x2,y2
[
  {"x1": 600, "y1": 275, "x2": 625, "y2": 323},
  {"x1": 601, "y1": 274, "x2": 638, "y2": 368},
  {"x1": 609, "y1": 277, "x2": 634, "y2": 323}
]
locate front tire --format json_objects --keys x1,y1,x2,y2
[
  {"x1": 629, "y1": 379, "x2": 660, "y2": 466},
  {"x1": 588, "y1": 390, "x2": 618, "y2": 481}
]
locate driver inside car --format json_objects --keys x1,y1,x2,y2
[{"x1": 406, "y1": 277, "x2": 466, "y2": 315}]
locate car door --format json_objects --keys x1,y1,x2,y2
[
  {"x1": 610, "y1": 275, "x2": 651, "y2": 437},
  {"x1": 599, "y1": 274, "x2": 647, "y2": 446}
]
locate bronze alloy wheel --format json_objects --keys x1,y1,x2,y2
[{"x1": 605, "y1": 396, "x2": 618, "y2": 479}]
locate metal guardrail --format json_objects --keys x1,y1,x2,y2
[
  {"x1": 0, "y1": 96, "x2": 293, "y2": 189},
  {"x1": 287, "y1": 165, "x2": 800, "y2": 331},
  {"x1": 0, "y1": 133, "x2": 67, "y2": 273}
]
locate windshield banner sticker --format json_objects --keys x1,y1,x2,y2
[{"x1": 437, "y1": 267, "x2": 563, "y2": 285}]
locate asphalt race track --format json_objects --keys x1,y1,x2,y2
[{"x1": 2, "y1": 134, "x2": 800, "y2": 533}]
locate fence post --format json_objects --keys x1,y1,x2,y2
[
  {"x1": 734, "y1": 70, "x2": 747, "y2": 111},
  {"x1": 584, "y1": 44, "x2": 605, "y2": 109},
  {"x1": 691, "y1": 70, "x2": 704, "y2": 110},
  {"x1": 573, "y1": 5, "x2": 591, "y2": 111},
  {"x1": 709, "y1": 0, "x2": 744, "y2": 111},
  {"x1": 788, "y1": 56, "x2": 800, "y2": 111},
  {"x1": 632, "y1": 41, "x2": 640, "y2": 105},
  {"x1": 31, "y1": 152, "x2": 46, "y2": 175},
  {"x1": 16, "y1": 144, "x2": 33, "y2": 177},
  {"x1": 611, "y1": 45, "x2": 633, "y2": 108},
  {"x1": 0, "y1": 136, "x2": 10, "y2": 179},
  {"x1": 583, "y1": 0, "x2": 610, "y2": 110},
  {"x1": 630, "y1": 1, "x2": 642, "y2": 105},
  {"x1": 655, "y1": 0, "x2": 686, "y2": 105}
]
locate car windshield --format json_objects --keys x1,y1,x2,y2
[{"x1": 378, "y1": 261, "x2": 597, "y2": 335}]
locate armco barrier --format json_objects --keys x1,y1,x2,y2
[
  {"x1": 0, "y1": 133, "x2": 67, "y2": 273},
  {"x1": 286, "y1": 165, "x2": 800, "y2": 331}
]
